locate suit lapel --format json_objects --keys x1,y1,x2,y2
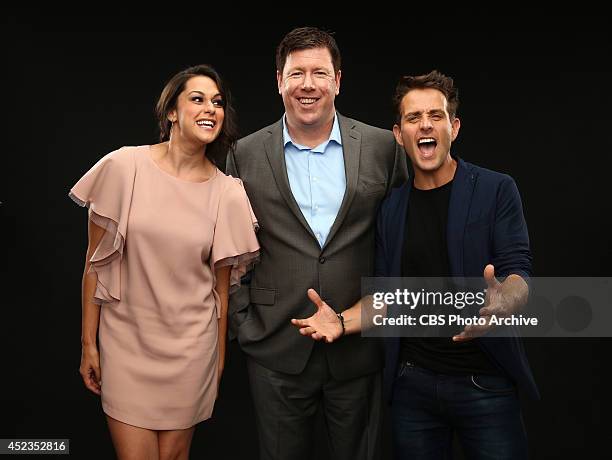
[
  {"x1": 390, "y1": 183, "x2": 411, "y2": 276},
  {"x1": 447, "y1": 158, "x2": 476, "y2": 276},
  {"x1": 323, "y1": 114, "x2": 361, "y2": 249},
  {"x1": 263, "y1": 120, "x2": 317, "y2": 239}
]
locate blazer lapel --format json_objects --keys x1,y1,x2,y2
[
  {"x1": 263, "y1": 120, "x2": 317, "y2": 240},
  {"x1": 447, "y1": 158, "x2": 476, "y2": 276},
  {"x1": 323, "y1": 114, "x2": 361, "y2": 249},
  {"x1": 390, "y1": 182, "x2": 411, "y2": 276}
]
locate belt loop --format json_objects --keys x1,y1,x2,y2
[{"x1": 397, "y1": 362, "x2": 406, "y2": 377}]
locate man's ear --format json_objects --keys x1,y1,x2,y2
[
  {"x1": 277, "y1": 70, "x2": 283, "y2": 95},
  {"x1": 335, "y1": 69, "x2": 342, "y2": 95},
  {"x1": 393, "y1": 124, "x2": 404, "y2": 146},
  {"x1": 451, "y1": 117, "x2": 461, "y2": 141}
]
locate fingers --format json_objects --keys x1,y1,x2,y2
[
  {"x1": 80, "y1": 366, "x2": 101, "y2": 395},
  {"x1": 312, "y1": 332, "x2": 335, "y2": 342},
  {"x1": 297, "y1": 326, "x2": 317, "y2": 336},
  {"x1": 484, "y1": 264, "x2": 499, "y2": 289},
  {"x1": 290, "y1": 317, "x2": 320, "y2": 338},
  {"x1": 293, "y1": 324, "x2": 333, "y2": 342},
  {"x1": 307, "y1": 288, "x2": 324, "y2": 309},
  {"x1": 93, "y1": 364, "x2": 102, "y2": 385},
  {"x1": 452, "y1": 332, "x2": 472, "y2": 342},
  {"x1": 291, "y1": 318, "x2": 310, "y2": 327},
  {"x1": 453, "y1": 322, "x2": 492, "y2": 342}
]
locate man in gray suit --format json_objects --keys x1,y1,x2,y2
[{"x1": 227, "y1": 27, "x2": 407, "y2": 460}]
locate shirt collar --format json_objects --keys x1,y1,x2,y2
[{"x1": 282, "y1": 113, "x2": 342, "y2": 152}]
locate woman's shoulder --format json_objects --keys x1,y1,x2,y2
[
  {"x1": 215, "y1": 171, "x2": 250, "y2": 200},
  {"x1": 91, "y1": 145, "x2": 154, "y2": 176},
  {"x1": 105, "y1": 145, "x2": 149, "y2": 162},
  {"x1": 91, "y1": 145, "x2": 145, "y2": 168},
  {"x1": 216, "y1": 170, "x2": 245, "y2": 188}
]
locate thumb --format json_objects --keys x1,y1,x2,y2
[
  {"x1": 484, "y1": 264, "x2": 499, "y2": 289},
  {"x1": 307, "y1": 288, "x2": 324, "y2": 310}
]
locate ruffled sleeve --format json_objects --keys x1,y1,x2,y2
[
  {"x1": 211, "y1": 178, "x2": 260, "y2": 294},
  {"x1": 68, "y1": 147, "x2": 136, "y2": 305}
]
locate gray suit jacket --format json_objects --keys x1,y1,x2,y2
[{"x1": 227, "y1": 113, "x2": 407, "y2": 380}]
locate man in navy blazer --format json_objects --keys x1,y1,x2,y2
[{"x1": 293, "y1": 70, "x2": 537, "y2": 459}]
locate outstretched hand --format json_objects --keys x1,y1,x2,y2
[
  {"x1": 453, "y1": 264, "x2": 509, "y2": 342},
  {"x1": 291, "y1": 289, "x2": 343, "y2": 343}
]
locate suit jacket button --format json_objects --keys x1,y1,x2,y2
[{"x1": 319, "y1": 256, "x2": 326, "y2": 264}]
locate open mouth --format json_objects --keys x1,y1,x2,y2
[
  {"x1": 298, "y1": 97, "x2": 318, "y2": 106},
  {"x1": 417, "y1": 137, "x2": 437, "y2": 157},
  {"x1": 196, "y1": 119, "x2": 216, "y2": 129}
]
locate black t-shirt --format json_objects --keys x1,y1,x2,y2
[{"x1": 399, "y1": 180, "x2": 500, "y2": 375}]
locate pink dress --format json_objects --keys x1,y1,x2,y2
[{"x1": 69, "y1": 145, "x2": 259, "y2": 430}]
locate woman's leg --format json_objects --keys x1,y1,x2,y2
[
  {"x1": 158, "y1": 426, "x2": 196, "y2": 460},
  {"x1": 106, "y1": 415, "x2": 159, "y2": 460}
]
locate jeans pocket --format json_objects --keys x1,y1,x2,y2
[
  {"x1": 470, "y1": 374, "x2": 516, "y2": 394},
  {"x1": 396, "y1": 361, "x2": 418, "y2": 380}
]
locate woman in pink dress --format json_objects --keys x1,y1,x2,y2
[{"x1": 69, "y1": 64, "x2": 259, "y2": 459}]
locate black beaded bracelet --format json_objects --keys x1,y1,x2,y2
[{"x1": 337, "y1": 312, "x2": 345, "y2": 337}]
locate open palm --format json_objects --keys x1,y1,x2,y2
[{"x1": 291, "y1": 289, "x2": 343, "y2": 343}]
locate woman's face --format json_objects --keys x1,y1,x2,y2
[{"x1": 169, "y1": 75, "x2": 225, "y2": 146}]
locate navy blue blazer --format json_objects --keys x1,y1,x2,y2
[{"x1": 376, "y1": 158, "x2": 540, "y2": 401}]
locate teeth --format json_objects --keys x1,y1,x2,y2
[
  {"x1": 418, "y1": 138, "x2": 436, "y2": 144},
  {"x1": 196, "y1": 120, "x2": 215, "y2": 127},
  {"x1": 299, "y1": 98, "x2": 317, "y2": 104}
]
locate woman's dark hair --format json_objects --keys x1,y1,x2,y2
[
  {"x1": 155, "y1": 64, "x2": 238, "y2": 168},
  {"x1": 276, "y1": 27, "x2": 341, "y2": 74}
]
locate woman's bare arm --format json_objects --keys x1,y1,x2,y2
[
  {"x1": 79, "y1": 218, "x2": 106, "y2": 395},
  {"x1": 214, "y1": 266, "x2": 231, "y2": 390}
]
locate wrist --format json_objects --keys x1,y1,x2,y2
[
  {"x1": 337, "y1": 312, "x2": 346, "y2": 337},
  {"x1": 82, "y1": 338, "x2": 97, "y2": 347}
]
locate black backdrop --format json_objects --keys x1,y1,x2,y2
[{"x1": 2, "y1": 13, "x2": 612, "y2": 459}]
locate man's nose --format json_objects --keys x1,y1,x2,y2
[
  {"x1": 302, "y1": 73, "x2": 315, "y2": 90},
  {"x1": 419, "y1": 116, "x2": 433, "y2": 130}
]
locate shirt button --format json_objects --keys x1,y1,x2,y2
[{"x1": 319, "y1": 256, "x2": 326, "y2": 264}]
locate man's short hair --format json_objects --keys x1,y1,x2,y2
[
  {"x1": 394, "y1": 70, "x2": 459, "y2": 123},
  {"x1": 276, "y1": 26, "x2": 341, "y2": 74}
]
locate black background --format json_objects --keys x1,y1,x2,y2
[{"x1": 2, "y1": 13, "x2": 612, "y2": 459}]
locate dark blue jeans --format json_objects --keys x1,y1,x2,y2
[{"x1": 391, "y1": 362, "x2": 528, "y2": 460}]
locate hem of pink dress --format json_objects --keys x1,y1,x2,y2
[{"x1": 102, "y1": 401, "x2": 213, "y2": 430}]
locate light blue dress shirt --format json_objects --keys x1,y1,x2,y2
[{"x1": 283, "y1": 114, "x2": 346, "y2": 248}]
